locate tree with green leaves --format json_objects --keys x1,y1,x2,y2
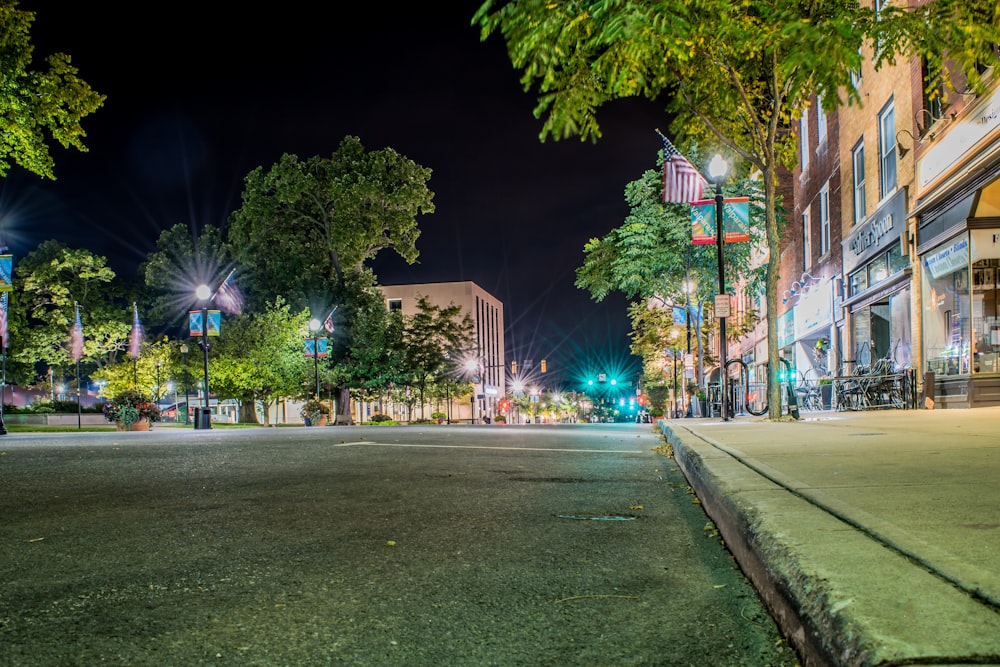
[
  {"x1": 208, "y1": 297, "x2": 310, "y2": 424},
  {"x1": 0, "y1": 1, "x2": 105, "y2": 179},
  {"x1": 227, "y1": 136, "x2": 434, "y2": 311},
  {"x1": 140, "y1": 223, "x2": 238, "y2": 327},
  {"x1": 401, "y1": 295, "x2": 475, "y2": 421},
  {"x1": 91, "y1": 336, "x2": 173, "y2": 405},
  {"x1": 13, "y1": 240, "x2": 129, "y2": 378},
  {"x1": 476, "y1": 0, "x2": 1000, "y2": 418},
  {"x1": 329, "y1": 279, "x2": 407, "y2": 414},
  {"x1": 228, "y1": 136, "x2": 435, "y2": 422},
  {"x1": 577, "y1": 156, "x2": 763, "y2": 390}
]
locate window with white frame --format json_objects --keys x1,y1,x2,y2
[
  {"x1": 802, "y1": 211, "x2": 811, "y2": 270},
  {"x1": 817, "y1": 96, "x2": 827, "y2": 145},
  {"x1": 879, "y1": 101, "x2": 897, "y2": 198},
  {"x1": 820, "y1": 183, "x2": 831, "y2": 256},
  {"x1": 799, "y1": 110, "x2": 809, "y2": 173},
  {"x1": 852, "y1": 141, "x2": 866, "y2": 225}
]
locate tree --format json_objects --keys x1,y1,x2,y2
[
  {"x1": 209, "y1": 297, "x2": 310, "y2": 424},
  {"x1": 329, "y1": 280, "x2": 407, "y2": 408},
  {"x1": 227, "y1": 136, "x2": 434, "y2": 311},
  {"x1": 13, "y1": 240, "x2": 129, "y2": 378},
  {"x1": 401, "y1": 295, "x2": 475, "y2": 420},
  {"x1": 140, "y1": 223, "x2": 238, "y2": 327},
  {"x1": 476, "y1": 0, "x2": 1000, "y2": 418},
  {"x1": 0, "y1": 1, "x2": 105, "y2": 179},
  {"x1": 228, "y1": 137, "x2": 435, "y2": 422},
  {"x1": 577, "y1": 156, "x2": 763, "y2": 390}
]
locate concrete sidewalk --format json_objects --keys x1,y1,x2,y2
[{"x1": 658, "y1": 408, "x2": 1000, "y2": 667}]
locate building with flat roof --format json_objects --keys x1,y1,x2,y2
[{"x1": 378, "y1": 281, "x2": 505, "y2": 420}]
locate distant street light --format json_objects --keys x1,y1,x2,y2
[
  {"x1": 180, "y1": 343, "x2": 190, "y2": 425},
  {"x1": 309, "y1": 317, "x2": 322, "y2": 400}
]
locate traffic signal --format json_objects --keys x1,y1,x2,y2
[
  {"x1": 511, "y1": 361, "x2": 517, "y2": 374},
  {"x1": 540, "y1": 359, "x2": 547, "y2": 373},
  {"x1": 638, "y1": 395, "x2": 647, "y2": 406}
]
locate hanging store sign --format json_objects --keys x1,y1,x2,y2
[{"x1": 919, "y1": 86, "x2": 1000, "y2": 191}]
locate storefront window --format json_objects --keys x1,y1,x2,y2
[
  {"x1": 849, "y1": 267, "x2": 868, "y2": 297},
  {"x1": 922, "y1": 236, "x2": 971, "y2": 377},
  {"x1": 971, "y1": 259, "x2": 1000, "y2": 374}
]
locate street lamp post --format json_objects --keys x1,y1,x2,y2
[
  {"x1": 309, "y1": 318, "x2": 322, "y2": 401},
  {"x1": 195, "y1": 284, "x2": 212, "y2": 428},
  {"x1": 180, "y1": 343, "x2": 190, "y2": 425},
  {"x1": 709, "y1": 154, "x2": 730, "y2": 422},
  {"x1": 155, "y1": 360, "x2": 163, "y2": 402}
]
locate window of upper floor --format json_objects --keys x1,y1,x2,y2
[
  {"x1": 799, "y1": 110, "x2": 809, "y2": 174},
  {"x1": 878, "y1": 100, "x2": 897, "y2": 199},
  {"x1": 819, "y1": 182, "x2": 831, "y2": 256},
  {"x1": 852, "y1": 141, "x2": 866, "y2": 226}
]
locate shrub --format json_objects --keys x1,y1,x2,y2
[
  {"x1": 103, "y1": 390, "x2": 161, "y2": 426},
  {"x1": 369, "y1": 413, "x2": 393, "y2": 423},
  {"x1": 300, "y1": 400, "x2": 329, "y2": 423}
]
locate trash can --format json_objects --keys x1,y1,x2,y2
[{"x1": 193, "y1": 407, "x2": 212, "y2": 430}]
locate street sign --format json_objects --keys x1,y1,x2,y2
[{"x1": 714, "y1": 294, "x2": 731, "y2": 318}]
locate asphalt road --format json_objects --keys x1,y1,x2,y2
[{"x1": 0, "y1": 423, "x2": 797, "y2": 666}]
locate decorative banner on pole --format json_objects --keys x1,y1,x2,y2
[
  {"x1": 189, "y1": 310, "x2": 222, "y2": 337},
  {"x1": 0, "y1": 255, "x2": 11, "y2": 292},
  {"x1": 0, "y1": 291, "x2": 8, "y2": 348},
  {"x1": 672, "y1": 306, "x2": 687, "y2": 326},
  {"x1": 129, "y1": 302, "x2": 144, "y2": 359},
  {"x1": 70, "y1": 302, "x2": 84, "y2": 362},
  {"x1": 690, "y1": 197, "x2": 751, "y2": 244},
  {"x1": 304, "y1": 338, "x2": 329, "y2": 358}
]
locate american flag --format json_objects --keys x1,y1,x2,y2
[
  {"x1": 70, "y1": 302, "x2": 84, "y2": 362},
  {"x1": 0, "y1": 291, "x2": 8, "y2": 349},
  {"x1": 129, "y1": 302, "x2": 144, "y2": 359},
  {"x1": 215, "y1": 269, "x2": 243, "y2": 315},
  {"x1": 323, "y1": 308, "x2": 336, "y2": 334},
  {"x1": 659, "y1": 131, "x2": 707, "y2": 204}
]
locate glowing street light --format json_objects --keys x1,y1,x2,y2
[
  {"x1": 309, "y1": 317, "x2": 322, "y2": 400},
  {"x1": 708, "y1": 154, "x2": 730, "y2": 422}
]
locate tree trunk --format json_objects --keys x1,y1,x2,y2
[
  {"x1": 764, "y1": 161, "x2": 783, "y2": 420},
  {"x1": 238, "y1": 400, "x2": 259, "y2": 424},
  {"x1": 334, "y1": 386, "x2": 353, "y2": 424}
]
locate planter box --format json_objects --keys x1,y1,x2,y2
[{"x1": 3, "y1": 413, "x2": 109, "y2": 426}]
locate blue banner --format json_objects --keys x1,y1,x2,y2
[
  {"x1": 190, "y1": 310, "x2": 221, "y2": 337},
  {"x1": 690, "y1": 197, "x2": 751, "y2": 245}
]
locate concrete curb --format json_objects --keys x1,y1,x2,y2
[{"x1": 658, "y1": 419, "x2": 1000, "y2": 667}]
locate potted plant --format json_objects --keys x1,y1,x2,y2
[
  {"x1": 431, "y1": 411, "x2": 447, "y2": 424},
  {"x1": 103, "y1": 389, "x2": 161, "y2": 431},
  {"x1": 300, "y1": 399, "x2": 330, "y2": 426}
]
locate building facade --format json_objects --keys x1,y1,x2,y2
[{"x1": 378, "y1": 281, "x2": 506, "y2": 419}]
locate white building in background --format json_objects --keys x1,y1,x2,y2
[{"x1": 378, "y1": 281, "x2": 505, "y2": 422}]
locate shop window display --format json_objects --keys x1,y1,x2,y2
[{"x1": 922, "y1": 238, "x2": 971, "y2": 377}]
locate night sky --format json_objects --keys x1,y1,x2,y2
[{"x1": 4, "y1": 3, "x2": 666, "y2": 385}]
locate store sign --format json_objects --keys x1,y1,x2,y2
[
  {"x1": 924, "y1": 236, "x2": 969, "y2": 279},
  {"x1": 842, "y1": 190, "x2": 906, "y2": 275},
  {"x1": 919, "y1": 86, "x2": 1000, "y2": 191}
]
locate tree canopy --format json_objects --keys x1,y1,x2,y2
[
  {"x1": 476, "y1": 0, "x2": 1000, "y2": 417},
  {"x1": 227, "y1": 135, "x2": 435, "y2": 311},
  {"x1": 0, "y1": 1, "x2": 105, "y2": 179}
]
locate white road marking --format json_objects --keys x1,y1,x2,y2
[{"x1": 331, "y1": 441, "x2": 643, "y2": 453}]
